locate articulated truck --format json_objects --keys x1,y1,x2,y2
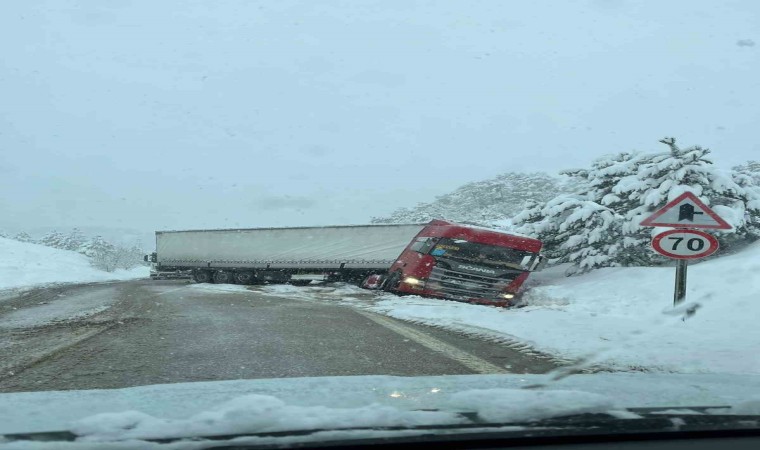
[{"x1": 146, "y1": 220, "x2": 543, "y2": 306}]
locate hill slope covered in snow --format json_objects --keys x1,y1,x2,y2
[
  {"x1": 0, "y1": 237, "x2": 148, "y2": 291},
  {"x1": 371, "y1": 172, "x2": 570, "y2": 227}
]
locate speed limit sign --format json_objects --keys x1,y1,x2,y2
[
  {"x1": 641, "y1": 194, "x2": 726, "y2": 306},
  {"x1": 651, "y1": 229, "x2": 719, "y2": 259}
]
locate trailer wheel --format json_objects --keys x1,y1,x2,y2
[
  {"x1": 382, "y1": 271, "x2": 401, "y2": 292},
  {"x1": 234, "y1": 271, "x2": 254, "y2": 284},
  {"x1": 213, "y1": 271, "x2": 232, "y2": 284},
  {"x1": 193, "y1": 270, "x2": 212, "y2": 283}
]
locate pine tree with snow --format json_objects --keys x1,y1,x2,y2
[
  {"x1": 621, "y1": 138, "x2": 760, "y2": 251},
  {"x1": 112, "y1": 244, "x2": 147, "y2": 270},
  {"x1": 61, "y1": 228, "x2": 87, "y2": 252},
  {"x1": 80, "y1": 235, "x2": 115, "y2": 257},
  {"x1": 514, "y1": 151, "x2": 648, "y2": 274},
  {"x1": 80, "y1": 236, "x2": 119, "y2": 271},
  {"x1": 12, "y1": 232, "x2": 35, "y2": 243},
  {"x1": 40, "y1": 230, "x2": 67, "y2": 249},
  {"x1": 733, "y1": 160, "x2": 760, "y2": 187},
  {"x1": 731, "y1": 161, "x2": 760, "y2": 232},
  {"x1": 514, "y1": 138, "x2": 760, "y2": 275}
]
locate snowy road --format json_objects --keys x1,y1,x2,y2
[{"x1": 0, "y1": 280, "x2": 557, "y2": 392}]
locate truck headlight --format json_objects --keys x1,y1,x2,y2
[
  {"x1": 500, "y1": 293, "x2": 515, "y2": 299},
  {"x1": 403, "y1": 277, "x2": 423, "y2": 286}
]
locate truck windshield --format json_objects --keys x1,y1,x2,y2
[{"x1": 429, "y1": 238, "x2": 536, "y2": 271}]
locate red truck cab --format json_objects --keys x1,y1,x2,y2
[{"x1": 374, "y1": 220, "x2": 543, "y2": 307}]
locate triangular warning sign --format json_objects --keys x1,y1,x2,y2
[{"x1": 640, "y1": 192, "x2": 732, "y2": 229}]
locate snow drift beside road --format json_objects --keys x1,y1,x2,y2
[
  {"x1": 367, "y1": 242, "x2": 760, "y2": 374},
  {"x1": 0, "y1": 237, "x2": 148, "y2": 292}
]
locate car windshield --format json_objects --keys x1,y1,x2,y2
[
  {"x1": 430, "y1": 238, "x2": 535, "y2": 270},
  {"x1": 2, "y1": 0, "x2": 760, "y2": 448}
]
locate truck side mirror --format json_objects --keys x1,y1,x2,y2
[
  {"x1": 144, "y1": 255, "x2": 149, "y2": 262},
  {"x1": 531, "y1": 255, "x2": 547, "y2": 272}
]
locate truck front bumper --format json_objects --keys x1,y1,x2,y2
[{"x1": 395, "y1": 281, "x2": 514, "y2": 307}]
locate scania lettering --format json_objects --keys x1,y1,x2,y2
[
  {"x1": 456, "y1": 265, "x2": 498, "y2": 275},
  {"x1": 146, "y1": 220, "x2": 543, "y2": 306}
]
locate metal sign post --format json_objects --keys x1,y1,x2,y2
[{"x1": 674, "y1": 259, "x2": 687, "y2": 306}]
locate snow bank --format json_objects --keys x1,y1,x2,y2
[
  {"x1": 187, "y1": 283, "x2": 251, "y2": 294},
  {"x1": 257, "y1": 283, "x2": 374, "y2": 305},
  {"x1": 0, "y1": 237, "x2": 148, "y2": 292},
  {"x1": 368, "y1": 242, "x2": 760, "y2": 374}
]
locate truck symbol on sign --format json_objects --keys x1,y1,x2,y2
[{"x1": 678, "y1": 204, "x2": 704, "y2": 222}]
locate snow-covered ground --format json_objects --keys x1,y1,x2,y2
[
  {"x1": 0, "y1": 237, "x2": 148, "y2": 292},
  {"x1": 0, "y1": 285, "x2": 123, "y2": 330}
]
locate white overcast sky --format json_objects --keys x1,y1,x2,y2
[{"x1": 1, "y1": 0, "x2": 758, "y2": 233}]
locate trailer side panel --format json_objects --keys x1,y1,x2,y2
[{"x1": 156, "y1": 224, "x2": 426, "y2": 270}]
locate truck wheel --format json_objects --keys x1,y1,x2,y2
[
  {"x1": 361, "y1": 274, "x2": 384, "y2": 290},
  {"x1": 382, "y1": 272, "x2": 401, "y2": 292},
  {"x1": 193, "y1": 270, "x2": 212, "y2": 283},
  {"x1": 289, "y1": 280, "x2": 312, "y2": 286},
  {"x1": 234, "y1": 271, "x2": 254, "y2": 284},
  {"x1": 213, "y1": 271, "x2": 232, "y2": 284}
]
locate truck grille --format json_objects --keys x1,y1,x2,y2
[{"x1": 427, "y1": 266, "x2": 514, "y2": 300}]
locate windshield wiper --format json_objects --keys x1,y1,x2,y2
[{"x1": 4, "y1": 408, "x2": 760, "y2": 448}]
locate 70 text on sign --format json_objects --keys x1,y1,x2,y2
[{"x1": 651, "y1": 229, "x2": 719, "y2": 260}]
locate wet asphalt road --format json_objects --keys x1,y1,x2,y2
[{"x1": 0, "y1": 280, "x2": 556, "y2": 393}]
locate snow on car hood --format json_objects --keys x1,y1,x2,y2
[
  {"x1": 68, "y1": 389, "x2": 616, "y2": 442},
  {"x1": 2, "y1": 372, "x2": 759, "y2": 439}
]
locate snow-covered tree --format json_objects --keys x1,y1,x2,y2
[
  {"x1": 113, "y1": 244, "x2": 146, "y2": 270},
  {"x1": 515, "y1": 151, "x2": 652, "y2": 274},
  {"x1": 624, "y1": 139, "x2": 760, "y2": 251},
  {"x1": 733, "y1": 160, "x2": 760, "y2": 187},
  {"x1": 515, "y1": 138, "x2": 760, "y2": 275},
  {"x1": 516, "y1": 197, "x2": 623, "y2": 275},
  {"x1": 372, "y1": 172, "x2": 570, "y2": 227},
  {"x1": 39, "y1": 229, "x2": 90, "y2": 252},
  {"x1": 81, "y1": 236, "x2": 118, "y2": 271},
  {"x1": 61, "y1": 228, "x2": 87, "y2": 252},
  {"x1": 80, "y1": 236, "x2": 145, "y2": 272},
  {"x1": 40, "y1": 230, "x2": 67, "y2": 249},
  {"x1": 12, "y1": 232, "x2": 35, "y2": 243}
]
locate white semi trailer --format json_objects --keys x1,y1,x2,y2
[{"x1": 146, "y1": 223, "x2": 427, "y2": 285}]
